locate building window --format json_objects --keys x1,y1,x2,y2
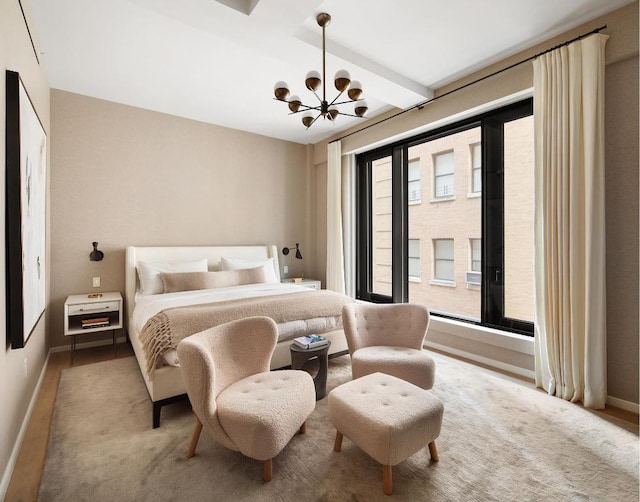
[
  {"x1": 470, "y1": 238, "x2": 481, "y2": 271},
  {"x1": 471, "y1": 143, "x2": 481, "y2": 193},
  {"x1": 433, "y1": 151, "x2": 454, "y2": 198},
  {"x1": 433, "y1": 239, "x2": 454, "y2": 281},
  {"x1": 408, "y1": 239, "x2": 420, "y2": 280},
  {"x1": 408, "y1": 159, "x2": 421, "y2": 203}
]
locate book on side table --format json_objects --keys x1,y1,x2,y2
[{"x1": 293, "y1": 334, "x2": 329, "y2": 350}]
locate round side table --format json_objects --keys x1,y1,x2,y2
[{"x1": 289, "y1": 341, "x2": 331, "y2": 400}]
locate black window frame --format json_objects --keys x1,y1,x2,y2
[{"x1": 356, "y1": 98, "x2": 534, "y2": 336}]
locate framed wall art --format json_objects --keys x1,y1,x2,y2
[{"x1": 5, "y1": 70, "x2": 47, "y2": 349}]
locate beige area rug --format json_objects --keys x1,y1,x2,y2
[{"x1": 39, "y1": 353, "x2": 638, "y2": 501}]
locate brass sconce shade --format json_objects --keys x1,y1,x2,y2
[
  {"x1": 89, "y1": 242, "x2": 104, "y2": 261},
  {"x1": 282, "y1": 243, "x2": 303, "y2": 260}
]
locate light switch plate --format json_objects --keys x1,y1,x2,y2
[{"x1": 92, "y1": 276, "x2": 101, "y2": 288}]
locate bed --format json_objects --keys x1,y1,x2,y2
[{"x1": 125, "y1": 244, "x2": 351, "y2": 428}]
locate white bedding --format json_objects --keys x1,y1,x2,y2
[{"x1": 133, "y1": 282, "x2": 341, "y2": 366}]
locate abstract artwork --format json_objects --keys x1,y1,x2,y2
[{"x1": 5, "y1": 70, "x2": 47, "y2": 349}]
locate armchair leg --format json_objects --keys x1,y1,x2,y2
[
  {"x1": 383, "y1": 465, "x2": 393, "y2": 495},
  {"x1": 334, "y1": 431, "x2": 343, "y2": 452},
  {"x1": 428, "y1": 441, "x2": 439, "y2": 461},
  {"x1": 299, "y1": 421, "x2": 307, "y2": 434},
  {"x1": 263, "y1": 459, "x2": 273, "y2": 482},
  {"x1": 186, "y1": 416, "x2": 203, "y2": 458}
]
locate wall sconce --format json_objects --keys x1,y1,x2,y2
[
  {"x1": 89, "y1": 241, "x2": 104, "y2": 261},
  {"x1": 282, "y1": 243, "x2": 303, "y2": 260}
]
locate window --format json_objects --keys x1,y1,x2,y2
[
  {"x1": 470, "y1": 238, "x2": 481, "y2": 271},
  {"x1": 470, "y1": 143, "x2": 481, "y2": 193},
  {"x1": 433, "y1": 151, "x2": 454, "y2": 198},
  {"x1": 408, "y1": 159, "x2": 421, "y2": 203},
  {"x1": 356, "y1": 98, "x2": 534, "y2": 336},
  {"x1": 408, "y1": 239, "x2": 420, "y2": 280},
  {"x1": 433, "y1": 239, "x2": 454, "y2": 282}
]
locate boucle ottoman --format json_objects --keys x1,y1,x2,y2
[{"x1": 328, "y1": 372, "x2": 444, "y2": 495}]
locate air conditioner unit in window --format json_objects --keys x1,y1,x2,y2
[{"x1": 465, "y1": 271, "x2": 481, "y2": 285}]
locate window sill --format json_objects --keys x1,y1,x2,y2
[
  {"x1": 430, "y1": 196, "x2": 456, "y2": 203},
  {"x1": 408, "y1": 199, "x2": 422, "y2": 205},
  {"x1": 409, "y1": 276, "x2": 421, "y2": 283},
  {"x1": 466, "y1": 192, "x2": 481, "y2": 199},
  {"x1": 429, "y1": 279, "x2": 456, "y2": 288},
  {"x1": 465, "y1": 283, "x2": 481, "y2": 290},
  {"x1": 426, "y1": 316, "x2": 535, "y2": 378}
]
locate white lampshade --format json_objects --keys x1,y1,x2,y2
[
  {"x1": 348, "y1": 81, "x2": 362, "y2": 100},
  {"x1": 302, "y1": 111, "x2": 314, "y2": 127},
  {"x1": 355, "y1": 100, "x2": 368, "y2": 117},
  {"x1": 288, "y1": 95, "x2": 301, "y2": 112},
  {"x1": 274, "y1": 81, "x2": 289, "y2": 101},
  {"x1": 305, "y1": 71, "x2": 321, "y2": 91},
  {"x1": 334, "y1": 69, "x2": 351, "y2": 92}
]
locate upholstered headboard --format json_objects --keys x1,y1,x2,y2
[{"x1": 124, "y1": 245, "x2": 280, "y2": 332}]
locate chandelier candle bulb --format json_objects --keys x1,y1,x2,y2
[
  {"x1": 274, "y1": 81, "x2": 289, "y2": 101},
  {"x1": 334, "y1": 70, "x2": 351, "y2": 92}
]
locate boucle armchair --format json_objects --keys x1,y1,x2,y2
[
  {"x1": 342, "y1": 303, "x2": 436, "y2": 389},
  {"x1": 177, "y1": 316, "x2": 316, "y2": 482}
]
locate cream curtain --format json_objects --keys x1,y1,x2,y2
[
  {"x1": 327, "y1": 140, "x2": 346, "y2": 293},
  {"x1": 533, "y1": 33, "x2": 608, "y2": 409}
]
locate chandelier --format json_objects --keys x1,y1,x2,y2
[{"x1": 273, "y1": 12, "x2": 368, "y2": 128}]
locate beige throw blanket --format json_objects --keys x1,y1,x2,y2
[{"x1": 140, "y1": 290, "x2": 354, "y2": 376}]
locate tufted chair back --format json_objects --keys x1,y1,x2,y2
[
  {"x1": 342, "y1": 303, "x2": 430, "y2": 353},
  {"x1": 177, "y1": 316, "x2": 278, "y2": 451}
]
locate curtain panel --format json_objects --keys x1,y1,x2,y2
[
  {"x1": 327, "y1": 141, "x2": 346, "y2": 293},
  {"x1": 533, "y1": 33, "x2": 608, "y2": 409}
]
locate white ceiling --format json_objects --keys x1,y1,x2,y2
[{"x1": 28, "y1": 0, "x2": 632, "y2": 145}]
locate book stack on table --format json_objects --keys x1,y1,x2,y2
[
  {"x1": 81, "y1": 317, "x2": 110, "y2": 329},
  {"x1": 293, "y1": 334, "x2": 329, "y2": 350}
]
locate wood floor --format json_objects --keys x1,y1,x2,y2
[
  {"x1": 5, "y1": 343, "x2": 638, "y2": 501},
  {"x1": 5, "y1": 342, "x2": 134, "y2": 502}
]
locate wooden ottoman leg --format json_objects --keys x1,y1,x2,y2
[
  {"x1": 186, "y1": 416, "x2": 203, "y2": 458},
  {"x1": 428, "y1": 441, "x2": 439, "y2": 461},
  {"x1": 299, "y1": 421, "x2": 307, "y2": 434},
  {"x1": 263, "y1": 458, "x2": 273, "y2": 482},
  {"x1": 334, "y1": 431, "x2": 343, "y2": 452},
  {"x1": 383, "y1": 465, "x2": 393, "y2": 495}
]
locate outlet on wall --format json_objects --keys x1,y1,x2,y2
[
  {"x1": 283, "y1": 265, "x2": 288, "y2": 274},
  {"x1": 24, "y1": 358, "x2": 28, "y2": 377},
  {"x1": 92, "y1": 276, "x2": 101, "y2": 288}
]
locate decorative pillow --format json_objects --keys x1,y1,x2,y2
[
  {"x1": 160, "y1": 267, "x2": 267, "y2": 293},
  {"x1": 137, "y1": 259, "x2": 208, "y2": 295},
  {"x1": 220, "y1": 256, "x2": 279, "y2": 284}
]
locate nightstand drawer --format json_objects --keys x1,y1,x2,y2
[{"x1": 68, "y1": 301, "x2": 119, "y2": 315}]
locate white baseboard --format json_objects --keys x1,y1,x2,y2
[
  {"x1": 0, "y1": 351, "x2": 51, "y2": 502},
  {"x1": 606, "y1": 395, "x2": 640, "y2": 414},
  {"x1": 425, "y1": 340, "x2": 536, "y2": 379}
]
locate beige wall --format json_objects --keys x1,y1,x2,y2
[
  {"x1": 48, "y1": 90, "x2": 312, "y2": 348},
  {"x1": 0, "y1": 0, "x2": 51, "y2": 492},
  {"x1": 312, "y1": 2, "x2": 639, "y2": 404}
]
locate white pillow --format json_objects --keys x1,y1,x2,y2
[
  {"x1": 220, "y1": 256, "x2": 279, "y2": 284},
  {"x1": 137, "y1": 259, "x2": 208, "y2": 295}
]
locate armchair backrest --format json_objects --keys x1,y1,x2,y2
[
  {"x1": 177, "y1": 316, "x2": 278, "y2": 449},
  {"x1": 342, "y1": 303, "x2": 430, "y2": 353}
]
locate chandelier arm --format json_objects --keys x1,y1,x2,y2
[
  {"x1": 327, "y1": 90, "x2": 346, "y2": 107},
  {"x1": 330, "y1": 99, "x2": 364, "y2": 106},
  {"x1": 288, "y1": 104, "x2": 322, "y2": 115}
]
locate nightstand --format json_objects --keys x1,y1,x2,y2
[
  {"x1": 281, "y1": 278, "x2": 322, "y2": 290},
  {"x1": 64, "y1": 292, "x2": 123, "y2": 362}
]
